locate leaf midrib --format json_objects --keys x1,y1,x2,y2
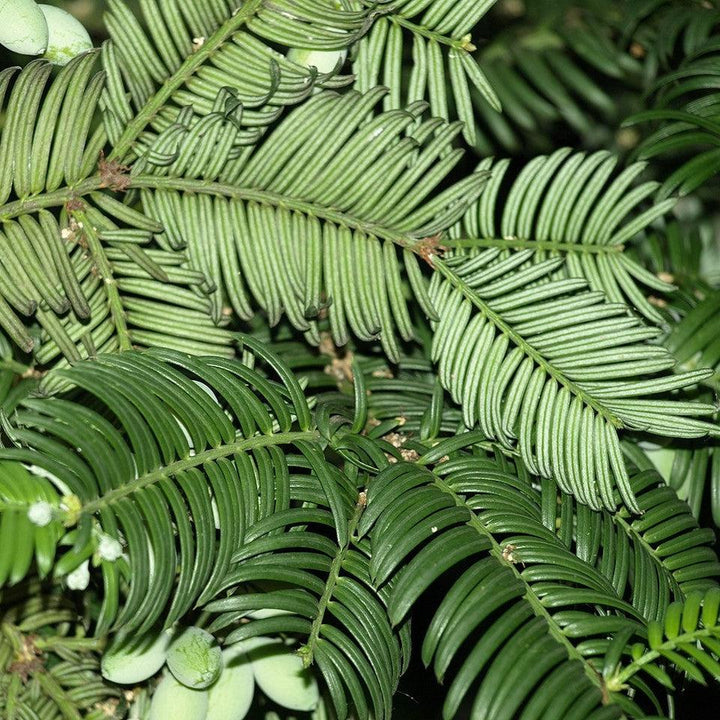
[
  {"x1": 300, "y1": 497, "x2": 366, "y2": 668},
  {"x1": 78, "y1": 430, "x2": 320, "y2": 516},
  {"x1": 433, "y1": 257, "x2": 625, "y2": 428},
  {"x1": 0, "y1": 176, "x2": 427, "y2": 251},
  {"x1": 432, "y1": 474, "x2": 611, "y2": 700}
]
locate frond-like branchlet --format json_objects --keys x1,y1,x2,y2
[
  {"x1": 101, "y1": 0, "x2": 364, "y2": 162},
  {"x1": 350, "y1": 0, "x2": 500, "y2": 145},
  {"x1": 429, "y1": 245, "x2": 718, "y2": 512},
  {"x1": 0, "y1": 58, "x2": 235, "y2": 369},
  {"x1": 359, "y1": 446, "x2": 634, "y2": 719},
  {"x1": 604, "y1": 587, "x2": 720, "y2": 701},
  {"x1": 0, "y1": 2, "x2": 719, "y2": 717},
  {"x1": 359, "y1": 434, "x2": 720, "y2": 718},
  {"x1": 623, "y1": 4, "x2": 720, "y2": 197},
  {"x1": 0, "y1": 341, "x2": 324, "y2": 635},
  {"x1": 449, "y1": 149, "x2": 677, "y2": 324},
  {"x1": 132, "y1": 89, "x2": 487, "y2": 362}
]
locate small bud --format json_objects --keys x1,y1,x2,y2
[
  {"x1": 28, "y1": 501, "x2": 53, "y2": 527},
  {"x1": 66, "y1": 560, "x2": 90, "y2": 591},
  {"x1": 60, "y1": 494, "x2": 82, "y2": 526},
  {"x1": 98, "y1": 535, "x2": 123, "y2": 562},
  {"x1": 460, "y1": 34, "x2": 476, "y2": 52}
]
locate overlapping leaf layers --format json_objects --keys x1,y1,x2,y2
[
  {"x1": 0, "y1": 580, "x2": 121, "y2": 720},
  {"x1": 352, "y1": 353, "x2": 720, "y2": 718},
  {"x1": 1, "y1": 342, "x2": 719, "y2": 720},
  {"x1": 0, "y1": 0, "x2": 489, "y2": 381},
  {"x1": 0, "y1": 1, "x2": 719, "y2": 719},
  {"x1": 610, "y1": 0, "x2": 720, "y2": 535},
  {"x1": 0, "y1": 344, "x2": 405, "y2": 718},
  {"x1": 360, "y1": 445, "x2": 720, "y2": 719},
  {"x1": 623, "y1": 0, "x2": 720, "y2": 198}
]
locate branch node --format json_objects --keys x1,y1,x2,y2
[{"x1": 98, "y1": 151, "x2": 131, "y2": 192}]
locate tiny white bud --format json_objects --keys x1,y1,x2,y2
[
  {"x1": 98, "y1": 535, "x2": 123, "y2": 562},
  {"x1": 66, "y1": 560, "x2": 90, "y2": 591},
  {"x1": 28, "y1": 501, "x2": 53, "y2": 527}
]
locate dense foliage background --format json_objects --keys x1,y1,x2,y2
[{"x1": 1, "y1": 1, "x2": 720, "y2": 718}]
